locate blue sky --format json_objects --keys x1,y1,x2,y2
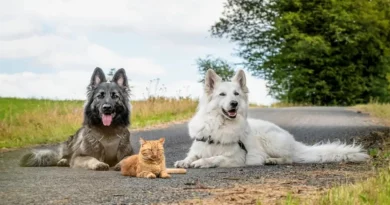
[{"x1": 0, "y1": 0, "x2": 275, "y2": 105}]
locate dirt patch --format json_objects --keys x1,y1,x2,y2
[
  {"x1": 165, "y1": 167, "x2": 374, "y2": 205},
  {"x1": 177, "y1": 179, "x2": 323, "y2": 205},
  {"x1": 355, "y1": 129, "x2": 390, "y2": 169}
]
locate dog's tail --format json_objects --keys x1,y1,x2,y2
[
  {"x1": 292, "y1": 141, "x2": 369, "y2": 163},
  {"x1": 19, "y1": 149, "x2": 60, "y2": 167},
  {"x1": 166, "y1": 168, "x2": 187, "y2": 174}
]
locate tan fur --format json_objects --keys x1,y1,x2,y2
[
  {"x1": 166, "y1": 168, "x2": 187, "y2": 174},
  {"x1": 121, "y1": 138, "x2": 186, "y2": 178}
]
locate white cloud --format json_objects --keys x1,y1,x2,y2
[
  {"x1": 246, "y1": 75, "x2": 276, "y2": 105},
  {"x1": 0, "y1": 71, "x2": 91, "y2": 100},
  {"x1": 0, "y1": 0, "x2": 276, "y2": 105},
  {"x1": 0, "y1": 0, "x2": 226, "y2": 75},
  {"x1": 0, "y1": 34, "x2": 81, "y2": 59},
  {"x1": 0, "y1": 33, "x2": 165, "y2": 75},
  {"x1": 0, "y1": 18, "x2": 40, "y2": 40},
  {"x1": 0, "y1": 0, "x2": 226, "y2": 36}
]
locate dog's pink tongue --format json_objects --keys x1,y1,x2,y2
[
  {"x1": 228, "y1": 111, "x2": 237, "y2": 117},
  {"x1": 102, "y1": 114, "x2": 113, "y2": 126}
]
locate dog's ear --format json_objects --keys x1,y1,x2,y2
[
  {"x1": 205, "y1": 69, "x2": 222, "y2": 95},
  {"x1": 112, "y1": 68, "x2": 129, "y2": 88},
  {"x1": 89, "y1": 67, "x2": 107, "y2": 88},
  {"x1": 232, "y1": 69, "x2": 248, "y2": 93}
]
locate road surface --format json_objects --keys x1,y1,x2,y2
[{"x1": 0, "y1": 107, "x2": 386, "y2": 205}]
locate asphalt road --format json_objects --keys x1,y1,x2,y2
[{"x1": 0, "y1": 107, "x2": 387, "y2": 205}]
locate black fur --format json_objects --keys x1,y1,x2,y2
[{"x1": 83, "y1": 67, "x2": 131, "y2": 127}]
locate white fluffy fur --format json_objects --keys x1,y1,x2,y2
[{"x1": 174, "y1": 69, "x2": 369, "y2": 168}]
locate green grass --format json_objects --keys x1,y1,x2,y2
[
  {"x1": 0, "y1": 97, "x2": 197, "y2": 149},
  {"x1": 316, "y1": 169, "x2": 390, "y2": 205},
  {"x1": 270, "y1": 101, "x2": 313, "y2": 108},
  {"x1": 280, "y1": 103, "x2": 390, "y2": 205}
]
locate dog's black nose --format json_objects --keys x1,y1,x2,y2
[
  {"x1": 102, "y1": 104, "x2": 112, "y2": 112},
  {"x1": 230, "y1": 101, "x2": 238, "y2": 108}
]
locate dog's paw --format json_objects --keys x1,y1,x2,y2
[
  {"x1": 246, "y1": 157, "x2": 265, "y2": 166},
  {"x1": 91, "y1": 162, "x2": 110, "y2": 171},
  {"x1": 190, "y1": 159, "x2": 216, "y2": 169},
  {"x1": 265, "y1": 158, "x2": 278, "y2": 165},
  {"x1": 57, "y1": 159, "x2": 69, "y2": 167},
  {"x1": 113, "y1": 163, "x2": 121, "y2": 171},
  {"x1": 265, "y1": 158, "x2": 292, "y2": 165},
  {"x1": 174, "y1": 160, "x2": 191, "y2": 168}
]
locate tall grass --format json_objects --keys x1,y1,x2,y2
[
  {"x1": 317, "y1": 169, "x2": 390, "y2": 205},
  {"x1": 131, "y1": 97, "x2": 198, "y2": 128},
  {"x1": 0, "y1": 97, "x2": 197, "y2": 149},
  {"x1": 355, "y1": 102, "x2": 390, "y2": 125}
]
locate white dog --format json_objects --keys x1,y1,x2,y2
[{"x1": 174, "y1": 69, "x2": 369, "y2": 168}]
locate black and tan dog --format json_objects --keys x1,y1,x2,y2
[{"x1": 20, "y1": 67, "x2": 133, "y2": 170}]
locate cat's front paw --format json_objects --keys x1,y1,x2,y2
[
  {"x1": 160, "y1": 173, "x2": 171, "y2": 179},
  {"x1": 190, "y1": 159, "x2": 216, "y2": 169},
  {"x1": 146, "y1": 173, "x2": 156, "y2": 179},
  {"x1": 174, "y1": 159, "x2": 191, "y2": 168}
]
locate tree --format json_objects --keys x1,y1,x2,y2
[
  {"x1": 212, "y1": 0, "x2": 390, "y2": 105},
  {"x1": 107, "y1": 68, "x2": 116, "y2": 80},
  {"x1": 197, "y1": 55, "x2": 236, "y2": 83}
]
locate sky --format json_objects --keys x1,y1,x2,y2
[{"x1": 0, "y1": 0, "x2": 276, "y2": 105}]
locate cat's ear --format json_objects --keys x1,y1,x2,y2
[
  {"x1": 159, "y1": 138, "x2": 165, "y2": 144},
  {"x1": 139, "y1": 137, "x2": 146, "y2": 145}
]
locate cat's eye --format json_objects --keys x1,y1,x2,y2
[
  {"x1": 234, "y1": 91, "x2": 239, "y2": 96},
  {"x1": 219, "y1": 92, "x2": 226, "y2": 96}
]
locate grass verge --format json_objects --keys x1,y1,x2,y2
[
  {"x1": 282, "y1": 103, "x2": 390, "y2": 205},
  {"x1": 0, "y1": 97, "x2": 197, "y2": 149},
  {"x1": 270, "y1": 102, "x2": 312, "y2": 108},
  {"x1": 355, "y1": 103, "x2": 390, "y2": 125}
]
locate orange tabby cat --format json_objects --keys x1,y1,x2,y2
[{"x1": 120, "y1": 137, "x2": 186, "y2": 178}]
